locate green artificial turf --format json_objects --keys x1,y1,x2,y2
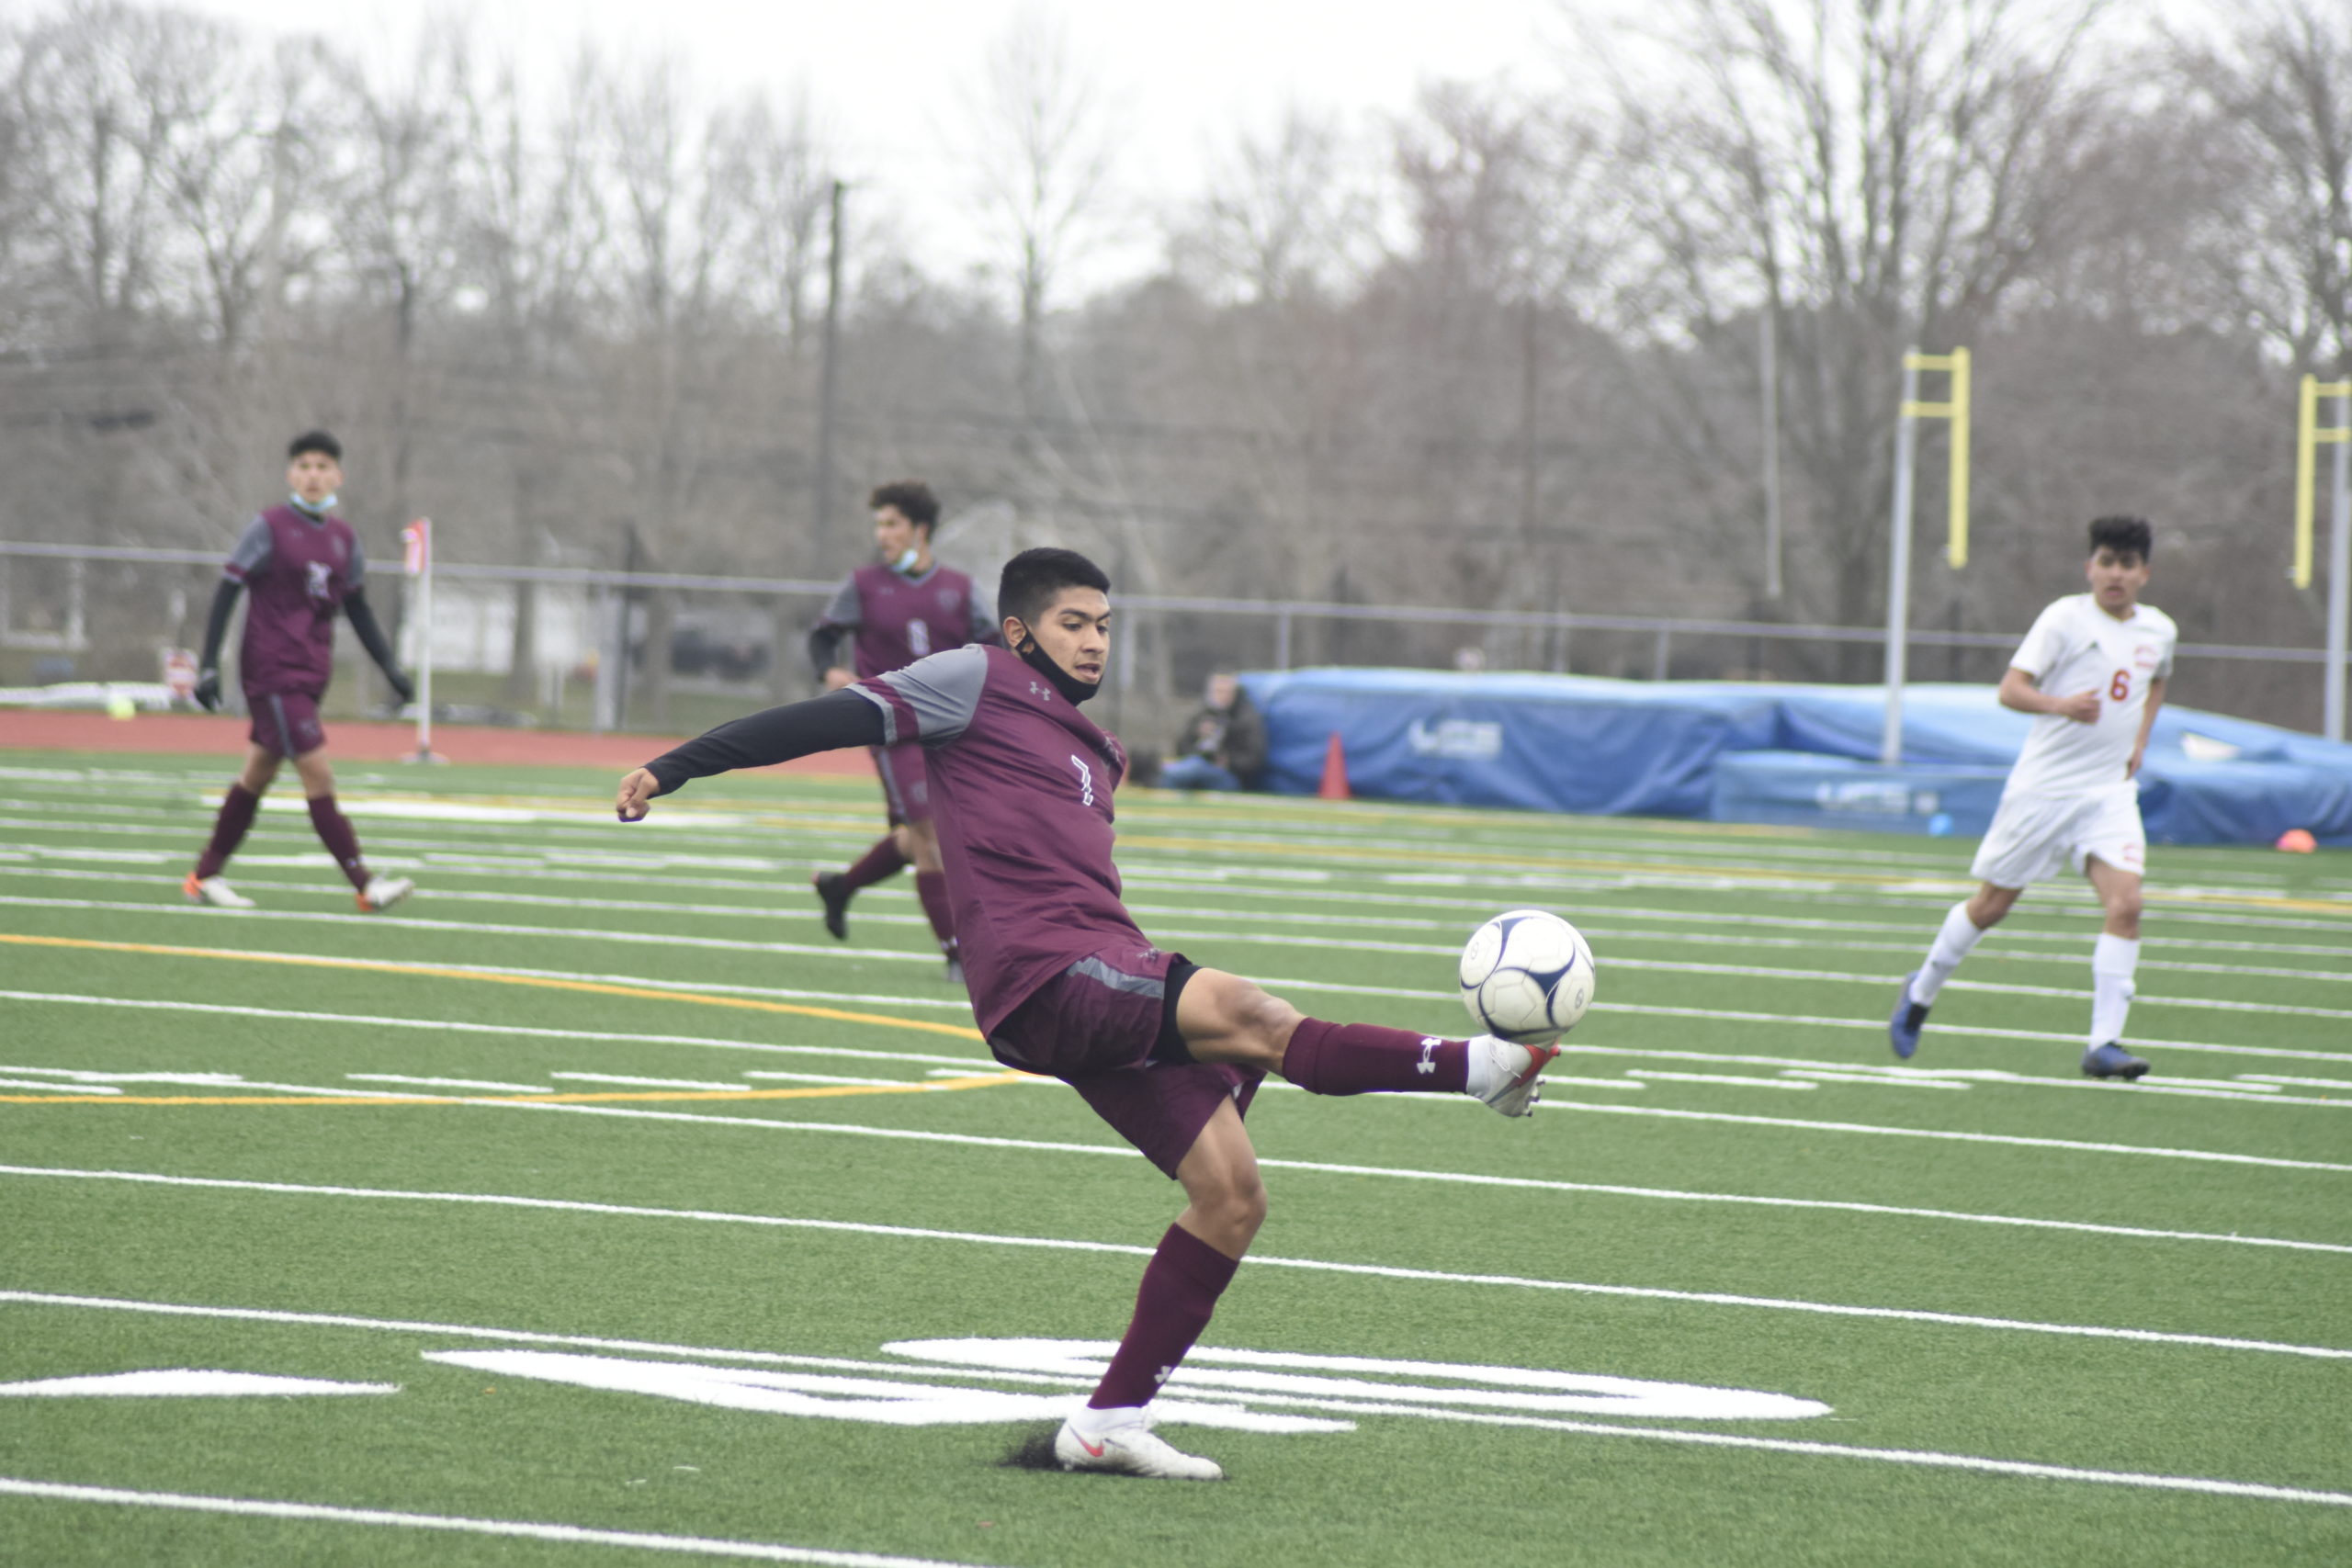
[{"x1": 0, "y1": 750, "x2": 2346, "y2": 1566}]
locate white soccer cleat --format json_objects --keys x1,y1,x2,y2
[
  {"x1": 1472, "y1": 1034, "x2": 1560, "y2": 1118},
  {"x1": 1053, "y1": 1415, "x2": 1224, "y2": 1481},
  {"x1": 357, "y1": 874, "x2": 414, "y2": 912},
  {"x1": 183, "y1": 872, "x2": 255, "y2": 908}
]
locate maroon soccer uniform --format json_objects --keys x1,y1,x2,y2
[
  {"x1": 223, "y1": 504, "x2": 364, "y2": 757},
  {"x1": 817, "y1": 562, "x2": 994, "y2": 825}
]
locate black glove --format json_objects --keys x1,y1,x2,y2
[
  {"x1": 386, "y1": 669, "x2": 416, "y2": 705},
  {"x1": 193, "y1": 668, "x2": 220, "y2": 712}
]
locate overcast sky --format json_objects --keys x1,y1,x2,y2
[
  {"x1": 170, "y1": 0, "x2": 1579, "y2": 294},
  {"x1": 172, "y1": 0, "x2": 2224, "y2": 299}
]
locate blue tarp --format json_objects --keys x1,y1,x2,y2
[{"x1": 1236, "y1": 669, "x2": 2352, "y2": 846}]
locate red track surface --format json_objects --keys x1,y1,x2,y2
[{"x1": 0, "y1": 709, "x2": 870, "y2": 775}]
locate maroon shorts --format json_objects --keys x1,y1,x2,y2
[
  {"x1": 988, "y1": 945, "x2": 1261, "y2": 1179},
  {"x1": 247, "y1": 689, "x2": 326, "y2": 759},
  {"x1": 870, "y1": 743, "x2": 931, "y2": 827}
]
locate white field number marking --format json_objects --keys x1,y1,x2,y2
[{"x1": 423, "y1": 1337, "x2": 1828, "y2": 1430}]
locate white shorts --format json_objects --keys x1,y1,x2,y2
[{"x1": 1971, "y1": 782, "x2": 2145, "y2": 889}]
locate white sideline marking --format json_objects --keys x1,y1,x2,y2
[
  {"x1": 550, "y1": 1072, "x2": 775, "y2": 1092},
  {"x1": 346, "y1": 1075, "x2": 554, "y2": 1094},
  {"x1": 6, "y1": 1298, "x2": 2346, "y2": 1507},
  {"x1": 2240, "y1": 1074, "x2": 2352, "y2": 1092},
  {"x1": 6, "y1": 1174, "x2": 2347, "y2": 1359},
  {"x1": 1779, "y1": 1069, "x2": 1970, "y2": 1090},
  {"x1": 1626, "y1": 1070, "x2": 1816, "y2": 1091},
  {"x1": 1541, "y1": 1100, "x2": 2352, "y2": 1172},
  {"x1": 0, "y1": 1066, "x2": 433, "y2": 1100},
  {"x1": 8, "y1": 892, "x2": 2347, "y2": 1020},
  {"x1": 0, "y1": 991, "x2": 994, "y2": 1062},
  {"x1": 0, "y1": 1077, "x2": 120, "y2": 1094},
  {"x1": 12, "y1": 984, "x2": 2347, "y2": 1081},
  {"x1": 0, "y1": 1477, "x2": 1002, "y2": 1566},
  {"x1": 484, "y1": 1084, "x2": 2352, "y2": 1175},
  {"x1": 0, "y1": 1371, "x2": 396, "y2": 1398}
]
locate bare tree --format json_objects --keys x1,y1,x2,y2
[
  {"x1": 1170, "y1": 105, "x2": 1377, "y2": 306},
  {"x1": 958, "y1": 7, "x2": 1121, "y2": 421},
  {"x1": 2171, "y1": 1, "x2": 2352, "y2": 374},
  {"x1": 1597, "y1": 0, "x2": 2109, "y2": 640}
]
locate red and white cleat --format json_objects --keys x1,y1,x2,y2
[
  {"x1": 183, "y1": 872, "x2": 255, "y2": 908},
  {"x1": 1472, "y1": 1035, "x2": 1561, "y2": 1118},
  {"x1": 356, "y1": 874, "x2": 414, "y2": 912},
  {"x1": 1053, "y1": 1413, "x2": 1223, "y2": 1481}
]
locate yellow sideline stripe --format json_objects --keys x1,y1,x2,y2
[
  {"x1": 0, "y1": 1073, "x2": 1024, "y2": 1108},
  {"x1": 0, "y1": 932, "x2": 985, "y2": 1040}
]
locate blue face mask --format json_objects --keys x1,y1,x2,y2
[
  {"x1": 891, "y1": 546, "x2": 922, "y2": 574},
  {"x1": 291, "y1": 491, "x2": 337, "y2": 515}
]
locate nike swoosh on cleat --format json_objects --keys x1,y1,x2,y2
[{"x1": 1077, "y1": 1435, "x2": 1105, "y2": 1457}]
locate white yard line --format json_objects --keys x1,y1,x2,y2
[
  {"x1": 0, "y1": 1477, "x2": 1004, "y2": 1566},
  {"x1": 0, "y1": 992, "x2": 993, "y2": 1066},
  {"x1": 2, "y1": 1178, "x2": 2345, "y2": 1360},
  {"x1": 6, "y1": 893, "x2": 2345, "y2": 1020}
]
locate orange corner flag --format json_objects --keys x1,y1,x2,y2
[
  {"x1": 2276, "y1": 829, "x2": 2317, "y2": 852},
  {"x1": 1317, "y1": 732, "x2": 1351, "y2": 800}
]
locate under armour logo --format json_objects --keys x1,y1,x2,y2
[{"x1": 1028, "y1": 680, "x2": 1052, "y2": 703}]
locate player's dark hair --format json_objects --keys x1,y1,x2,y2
[
  {"x1": 288, "y1": 429, "x2": 341, "y2": 462},
  {"x1": 1000, "y1": 547, "x2": 1111, "y2": 632},
  {"x1": 2087, "y1": 516, "x2": 2152, "y2": 562},
  {"x1": 869, "y1": 479, "x2": 939, "y2": 534}
]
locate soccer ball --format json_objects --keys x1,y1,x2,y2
[{"x1": 1459, "y1": 909, "x2": 1597, "y2": 1043}]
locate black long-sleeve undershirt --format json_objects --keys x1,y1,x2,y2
[
  {"x1": 198, "y1": 579, "x2": 241, "y2": 671},
  {"x1": 807, "y1": 623, "x2": 851, "y2": 680},
  {"x1": 643, "y1": 687, "x2": 887, "y2": 797},
  {"x1": 343, "y1": 588, "x2": 401, "y2": 679}
]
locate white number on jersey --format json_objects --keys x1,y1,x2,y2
[
  {"x1": 1069, "y1": 754, "x2": 1096, "y2": 806},
  {"x1": 908, "y1": 619, "x2": 932, "y2": 657}
]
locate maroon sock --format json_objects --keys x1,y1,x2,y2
[
  {"x1": 838, "y1": 835, "x2": 908, "y2": 894},
  {"x1": 306, "y1": 794, "x2": 370, "y2": 891},
  {"x1": 1089, "y1": 1224, "x2": 1240, "y2": 1411},
  {"x1": 914, "y1": 869, "x2": 957, "y2": 956},
  {"x1": 1283, "y1": 1018, "x2": 1468, "y2": 1095},
  {"x1": 195, "y1": 783, "x2": 262, "y2": 880}
]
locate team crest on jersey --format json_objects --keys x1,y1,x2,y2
[
  {"x1": 936, "y1": 587, "x2": 962, "y2": 612},
  {"x1": 2133, "y1": 644, "x2": 2158, "y2": 670}
]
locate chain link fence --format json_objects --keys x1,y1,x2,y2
[{"x1": 2, "y1": 541, "x2": 2335, "y2": 740}]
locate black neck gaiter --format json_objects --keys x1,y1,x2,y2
[{"x1": 1016, "y1": 637, "x2": 1101, "y2": 705}]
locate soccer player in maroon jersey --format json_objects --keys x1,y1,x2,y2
[
  {"x1": 184, "y1": 430, "x2": 417, "y2": 912},
  {"x1": 617, "y1": 547, "x2": 1560, "y2": 1482},
  {"x1": 806, "y1": 480, "x2": 997, "y2": 981}
]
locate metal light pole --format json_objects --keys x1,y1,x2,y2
[
  {"x1": 1882, "y1": 347, "x2": 1972, "y2": 765},
  {"x1": 2293, "y1": 374, "x2": 2351, "y2": 741},
  {"x1": 1760, "y1": 308, "x2": 1783, "y2": 601}
]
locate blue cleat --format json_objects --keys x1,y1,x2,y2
[
  {"x1": 2082, "y1": 1043, "x2": 2150, "y2": 1081},
  {"x1": 1889, "y1": 973, "x2": 1929, "y2": 1059}
]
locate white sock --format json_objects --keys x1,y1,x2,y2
[
  {"x1": 1909, "y1": 902, "x2": 1987, "y2": 1005},
  {"x1": 2089, "y1": 933, "x2": 2140, "y2": 1045},
  {"x1": 1069, "y1": 1403, "x2": 1146, "y2": 1436},
  {"x1": 1462, "y1": 1037, "x2": 1530, "y2": 1099}
]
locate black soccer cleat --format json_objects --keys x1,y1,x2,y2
[
  {"x1": 1889, "y1": 972, "x2": 1928, "y2": 1060},
  {"x1": 812, "y1": 871, "x2": 853, "y2": 941},
  {"x1": 2081, "y1": 1043, "x2": 2150, "y2": 1081}
]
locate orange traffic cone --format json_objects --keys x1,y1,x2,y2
[{"x1": 1317, "y1": 732, "x2": 1351, "y2": 800}]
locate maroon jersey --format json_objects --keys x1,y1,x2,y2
[
  {"x1": 224, "y1": 504, "x2": 363, "y2": 694},
  {"x1": 853, "y1": 644, "x2": 1141, "y2": 1035},
  {"x1": 819, "y1": 562, "x2": 993, "y2": 680}
]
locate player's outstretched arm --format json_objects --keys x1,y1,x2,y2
[
  {"x1": 192, "y1": 578, "x2": 243, "y2": 711},
  {"x1": 342, "y1": 589, "x2": 414, "y2": 705},
  {"x1": 617, "y1": 687, "x2": 887, "y2": 820}
]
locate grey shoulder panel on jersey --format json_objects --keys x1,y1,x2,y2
[
  {"x1": 967, "y1": 580, "x2": 999, "y2": 642},
  {"x1": 345, "y1": 525, "x2": 366, "y2": 584},
  {"x1": 867, "y1": 644, "x2": 989, "y2": 746},
  {"x1": 820, "y1": 575, "x2": 862, "y2": 627},
  {"x1": 225, "y1": 514, "x2": 273, "y2": 579}
]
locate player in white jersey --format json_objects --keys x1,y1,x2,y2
[{"x1": 1890, "y1": 517, "x2": 2177, "y2": 1079}]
